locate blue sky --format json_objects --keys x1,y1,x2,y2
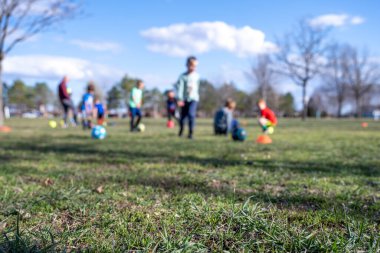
[{"x1": 4, "y1": 0, "x2": 380, "y2": 107}]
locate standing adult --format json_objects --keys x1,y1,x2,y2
[
  {"x1": 176, "y1": 56, "x2": 200, "y2": 139},
  {"x1": 58, "y1": 76, "x2": 78, "y2": 127}
]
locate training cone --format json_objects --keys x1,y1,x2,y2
[
  {"x1": 0, "y1": 126, "x2": 12, "y2": 133},
  {"x1": 361, "y1": 122, "x2": 368, "y2": 128},
  {"x1": 256, "y1": 135, "x2": 272, "y2": 144},
  {"x1": 167, "y1": 120, "x2": 175, "y2": 128}
]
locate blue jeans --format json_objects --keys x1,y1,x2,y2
[
  {"x1": 179, "y1": 101, "x2": 198, "y2": 137},
  {"x1": 130, "y1": 107, "x2": 142, "y2": 130}
]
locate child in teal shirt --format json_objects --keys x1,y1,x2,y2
[{"x1": 129, "y1": 80, "x2": 144, "y2": 131}]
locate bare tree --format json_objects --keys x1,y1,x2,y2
[
  {"x1": 248, "y1": 55, "x2": 277, "y2": 101},
  {"x1": 322, "y1": 43, "x2": 350, "y2": 117},
  {"x1": 277, "y1": 20, "x2": 329, "y2": 120},
  {"x1": 0, "y1": 0, "x2": 79, "y2": 127},
  {"x1": 344, "y1": 46, "x2": 380, "y2": 117}
]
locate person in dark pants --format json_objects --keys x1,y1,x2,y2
[
  {"x1": 58, "y1": 76, "x2": 78, "y2": 127},
  {"x1": 176, "y1": 56, "x2": 200, "y2": 139}
]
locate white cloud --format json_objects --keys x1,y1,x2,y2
[
  {"x1": 141, "y1": 21, "x2": 277, "y2": 57},
  {"x1": 309, "y1": 14, "x2": 365, "y2": 28},
  {"x1": 70, "y1": 40, "x2": 123, "y2": 53},
  {"x1": 350, "y1": 16, "x2": 365, "y2": 25},
  {"x1": 4, "y1": 55, "x2": 124, "y2": 82}
]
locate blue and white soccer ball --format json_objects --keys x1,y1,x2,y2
[{"x1": 91, "y1": 125, "x2": 107, "y2": 140}]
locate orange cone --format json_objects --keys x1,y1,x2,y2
[
  {"x1": 361, "y1": 122, "x2": 368, "y2": 128},
  {"x1": 167, "y1": 120, "x2": 175, "y2": 128},
  {"x1": 256, "y1": 135, "x2": 272, "y2": 144},
  {"x1": 0, "y1": 126, "x2": 12, "y2": 133}
]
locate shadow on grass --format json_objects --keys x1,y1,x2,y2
[
  {"x1": 1, "y1": 136, "x2": 379, "y2": 223},
  {"x1": 1, "y1": 136, "x2": 379, "y2": 178},
  {"x1": 125, "y1": 174, "x2": 379, "y2": 222}
]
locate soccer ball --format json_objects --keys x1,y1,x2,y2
[
  {"x1": 49, "y1": 120, "x2": 57, "y2": 129},
  {"x1": 137, "y1": 123, "x2": 146, "y2": 132},
  {"x1": 92, "y1": 125, "x2": 107, "y2": 139},
  {"x1": 232, "y1": 128, "x2": 247, "y2": 142}
]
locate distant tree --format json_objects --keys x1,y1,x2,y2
[
  {"x1": 2, "y1": 83, "x2": 8, "y2": 106},
  {"x1": 322, "y1": 43, "x2": 350, "y2": 117},
  {"x1": 8, "y1": 80, "x2": 35, "y2": 112},
  {"x1": 34, "y1": 82, "x2": 54, "y2": 106},
  {"x1": 344, "y1": 46, "x2": 380, "y2": 117},
  {"x1": 0, "y1": 0, "x2": 79, "y2": 126},
  {"x1": 279, "y1": 92, "x2": 295, "y2": 117},
  {"x1": 144, "y1": 88, "x2": 164, "y2": 117},
  {"x1": 198, "y1": 80, "x2": 219, "y2": 116},
  {"x1": 234, "y1": 90, "x2": 255, "y2": 117},
  {"x1": 277, "y1": 19, "x2": 329, "y2": 120},
  {"x1": 248, "y1": 55, "x2": 278, "y2": 101},
  {"x1": 217, "y1": 82, "x2": 238, "y2": 103},
  {"x1": 107, "y1": 86, "x2": 123, "y2": 110}
]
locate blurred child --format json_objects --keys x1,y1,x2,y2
[
  {"x1": 214, "y1": 98, "x2": 236, "y2": 136},
  {"x1": 176, "y1": 56, "x2": 200, "y2": 139},
  {"x1": 257, "y1": 99, "x2": 277, "y2": 134},
  {"x1": 129, "y1": 80, "x2": 144, "y2": 131},
  {"x1": 95, "y1": 98, "x2": 106, "y2": 125},
  {"x1": 81, "y1": 83, "x2": 95, "y2": 130},
  {"x1": 58, "y1": 76, "x2": 78, "y2": 127},
  {"x1": 166, "y1": 90, "x2": 177, "y2": 123}
]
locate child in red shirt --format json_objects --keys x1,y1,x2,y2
[{"x1": 257, "y1": 99, "x2": 277, "y2": 134}]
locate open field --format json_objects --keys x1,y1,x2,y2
[{"x1": 0, "y1": 118, "x2": 379, "y2": 252}]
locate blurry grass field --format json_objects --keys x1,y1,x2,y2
[{"x1": 0, "y1": 118, "x2": 379, "y2": 252}]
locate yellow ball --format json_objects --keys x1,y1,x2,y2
[
  {"x1": 49, "y1": 120, "x2": 57, "y2": 129},
  {"x1": 137, "y1": 123, "x2": 146, "y2": 132},
  {"x1": 267, "y1": 127, "x2": 274, "y2": 134}
]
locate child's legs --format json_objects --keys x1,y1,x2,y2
[
  {"x1": 134, "y1": 109, "x2": 142, "y2": 128},
  {"x1": 97, "y1": 113, "x2": 104, "y2": 125},
  {"x1": 188, "y1": 101, "x2": 198, "y2": 135},
  {"x1": 82, "y1": 111, "x2": 88, "y2": 128},
  {"x1": 167, "y1": 108, "x2": 173, "y2": 121},
  {"x1": 61, "y1": 100, "x2": 70, "y2": 124},
  {"x1": 179, "y1": 103, "x2": 189, "y2": 135},
  {"x1": 130, "y1": 107, "x2": 136, "y2": 130}
]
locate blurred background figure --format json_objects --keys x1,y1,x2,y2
[
  {"x1": 214, "y1": 98, "x2": 236, "y2": 136},
  {"x1": 95, "y1": 97, "x2": 107, "y2": 125},
  {"x1": 257, "y1": 99, "x2": 277, "y2": 134},
  {"x1": 166, "y1": 89, "x2": 178, "y2": 127},
  {"x1": 58, "y1": 76, "x2": 78, "y2": 128},
  {"x1": 81, "y1": 82, "x2": 96, "y2": 130},
  {"x1": 176, "y1": 56, "x2": 200, "y2": 139},
  {"x1": 129, "y1": 80, "x2": 144, "y2": 132}
]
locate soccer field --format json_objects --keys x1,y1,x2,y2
[{"x1": 0, "y1": 118, "x2": 379, "y2": 252}]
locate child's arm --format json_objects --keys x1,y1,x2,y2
[{"x1": 176, "y1": 76, "x2": 185, "y2": 107}]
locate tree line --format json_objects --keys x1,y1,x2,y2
[
  {"x1": 105, "y1": 75, "x2": 296, "y2": 117},
  {"x1": 2, "y1": 75, "x2": 295, "y2": 118}
]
